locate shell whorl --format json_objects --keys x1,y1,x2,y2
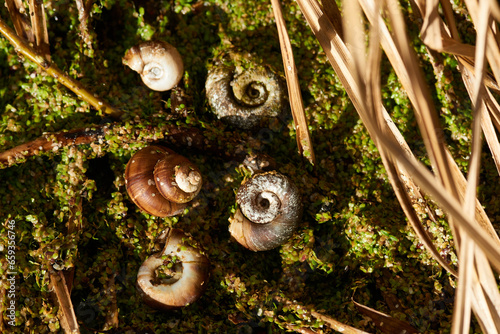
[
  {"x1": 229, "y1": 171, "x2": 302, "y2": 251},
  {"x1": 124, "y1": 146, "x2": 202, "y2": 217},
  {"x1": 136, "y1": 228, "x2": 210, "y2": 310},
  {"x1": 205, "y1": 56, "x2": 288, "y2": 129},
  {"x1": 123, "y1": 41, "x2": 184, "y2": 91}
]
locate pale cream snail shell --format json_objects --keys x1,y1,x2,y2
[
  {"x1": 124, "y1": 145, "x2": 202, "y2": 217},
  {"x1": 229, "y1": 171, "x2": 302, "y2": 251},
  {"x1": 136, "y1": 228, "x2": 210, "y2": 310},
  {"x1": 123, "y1": 41, "x2": 184, "y2": 91},
  {"x1": 205, "y1": 53, "x2": 288, "y2": 129}
]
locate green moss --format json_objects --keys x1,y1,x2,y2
[{"x1": 0, "y1": 0, "x2": 489, "y2": 333}]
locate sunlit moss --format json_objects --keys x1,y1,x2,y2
[{"x1": 0, "y1": 0, "x2": 487, "y2": 332}]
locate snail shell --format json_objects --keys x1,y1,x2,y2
[
  {"x1": 205, "y1": 54, "x2": 288, "y2": 129},
  {"x1": 136, "y1": 228, "x2": 210, "y2": 310},
  {"x1": 123, "y1": 41, "x2": 184, "y2": 91},
  {"x1": 125, "y1": 146, "x2": 202, "y2": 217},
  {"x1": 229, "y1": 171, "x2": 302, "y2": 251}
]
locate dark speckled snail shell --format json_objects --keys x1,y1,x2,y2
[
  {"x1": 229, "y1": 171, "x2": 302, "y2": 251},
  {"x1": 205, "y1": 54, "x2": 288, "y2": 129},
  {"x1": 136, "y1": 228, "x2": 210, "y2": 310},
  {"x1": 123, "y1": 41, "x2": 184, "y2": 91},
  {"x1": 125, "y1": 146, "x2": 202, "y2": 217}
]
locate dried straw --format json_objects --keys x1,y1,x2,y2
[{"x1": 295, "y1": 0, "x2": 500, "y2": 332}]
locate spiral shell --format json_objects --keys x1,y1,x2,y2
[
  {"x1": 123, "y1": 41, "x2": 184, "y2": 91},
  {"x1": 229, "y1": 171, "x2": 302, "y2": 251},
  {"x1": 125, "y1": 146, "x2": 202, "y2": 217},
  {"x1": 136, "y1": 228, "x2": 210, "y2": 310},
  {"x1": 205, "y1": 54, "x2": 288, "y2": 129}
]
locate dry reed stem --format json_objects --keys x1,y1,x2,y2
[
  {"x1": 28, "y1": 0, "x2": 50, "y2": 60},
  {"x1": 5, "y1": 0, "x2": 33, "y2": 42},
  {"x1": 352, "y1": 299, "x2": 419, "y2": 333},
  {"x1": 295, "y1": 0, "x2": 500, "y2": 332},
  {"x1": 296, "y1": 0, "x2": 459, "y2": 275},
  {"x1": 361, "y1": 0, "x2": 500, "y2": 246},
  {"x1": 271, "y1": 0, "x2": 316, "y2": 165},
  {"x1": 75, "y1": 0, "x2": 93, "y2": 51},
  {"x1": 274, "y1": 295, "x2": 371, "y2": 334},
  {"x1": 320, "y1": 0, "x2": 343, "y2": 38},
  {"x1": 0, "y1": 16, "x2": 122, "y2": 118},
  {"x1": 49, "y1": 268, "x2": 80, "y2": 333},
  {"x1": 450, "y1": 0, "x2": 490, "y2": 331}
]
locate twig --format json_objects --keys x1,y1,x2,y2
[
  {"x1": 5, "y1": 0, "x2": 33, "y2": 41},
  {"x1": 49, "y1": 267, "x2": 80, "y2": 333},
  {"x1": 0, "y1": 122, "x2": 226, "y2": 168},
  {"x1": 28, "y1": 0, "x2": 50, "y2": 60},
  {"x1": 0, "y1": 16, "x2": 122, "y2": 118},
  {"x1": 352, "y1": 299, "x2": 418, "y2": 334},
  {"x1": 274, "y1": 295, "x2": 371, "y2": 334},
  {"x1": 75, "y1": 0, "x2": 93, "y2": 51},
  {"x1": 271, "y1": 0, "x2": 315, "y2": 165}
]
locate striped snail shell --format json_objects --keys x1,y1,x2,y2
[
  {"x1": 124, "y1": 146, "x2": 202, "y2": 217},
  {"x1": 136, "y1": 228, "x2": 210, "y2": 310},
  {"x1": 229, "y1": 171, "x2": 302, "y2": 251},
  {"x1": 123, "y1": 41, "x2": 184, "y2": 91},
  {"x1": 205, "y1": 54, "x2": 288, "y2": 129}
]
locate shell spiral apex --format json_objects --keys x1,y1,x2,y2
[
  {"x1": 205, "y1": 53, "x2": 288, "y2": 129},
  {"x1": 229, "y1": 171, "x2": 302, "y2": 251},
  {"x1": 123, "y1": 41, "x2": 184, "y2": 91},
  {"x1": 124, "y1": 145, "x2": 202, "y2": 217}
]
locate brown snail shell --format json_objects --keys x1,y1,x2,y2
[
  {"x1": 136, "y1": 228, "x2": 210, "y2": 310},
  {"x1": 205, "y1": 54, "x2": 288, "y2": 129},
  {"x1": 123, "y1": 41, "x2": 184, "y2": 91},
  {"x1": 229, "y1": 171, "x2": 302, "y2": 251},
  {"x1": 125, "y1": 146, "x2": 202, "y2": 217}
]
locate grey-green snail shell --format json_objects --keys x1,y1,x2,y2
[
  {"x1": 136, "y1": 228, "x2": 210, "y2": 310},
  {"x1": 205, "y1": 58, "x2": 288, "y2": 129},
  {"x1": 228, "y1": 171, "x2": 302, "y2": 251}
]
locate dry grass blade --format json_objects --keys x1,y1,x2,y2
[
  {"x1": 417, "y1": 0, "x2": 476, "y2": 58},
  {"x1": 481, "y1": 107, "x2": 500, "y2": 175},
  {"x1": 75, "y1": 0, "x2": 93, "y2": 51},
  {"x1": 5, "y1": 0, "x2": 33, "y2": 41},
  {"x1": 408, "y1": 2, "x2": 500, "y2": 248},
  {"x1": 49, "y1": 268, "x2": 80, "y2": 333},
  {"x1": 490, "y1": 0, "x2": 500, "y2": 21},
  {"x1": 484, "y1": 88, "x2": 500, "y2": 131},
  {"x1": 385, "y1": 0, "x2": 459, "y2": 209},
  {"x1": 475, "y1": 252, "x2": 500, "y2": 330},
  {"x1": 296, "y1": 0, "x2": 500, "y2": 302},
  {"x1": 361, "y1": 0, "x2": 500, "y2": 248},
  {"x1": 453, "y1": 235, "x2": 474, "y2": 334},
  {"x1": 271, "y1": 0, "x2": 315, "y2": 165},
  {"x1": 464, "y1": 0, "x2": 500, "y2": 85},
  {"x1": 414, "y1": 0, "x2": 500, "y2": 93},
  {"x1": 451, "y1": 2, "x2": 500, "y2": 332},
  {"x1": 274, "y1": 295, "x2": 371, "y2": 333},
  {"x1": 353, "y1": 299, "x2": 419, "y2": 333},
  {"x1": 451, "y1": 1, "x2": 490, "y2": 330},
  {"x1": 320, "y1": 0, "x2": 343, "y2": 38},
  {"x1": 28, "y1": 0, "x2": 50, "y2": 60},
  {"x1": 297, "y1": 0, "x2": 458, "y2": 275},
  {"x1": 309, "y1": 310, "x2": 372, "y2": 334}
]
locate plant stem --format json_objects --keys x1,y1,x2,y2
[{"x1": 0, "y1": 16, "x2": 122, "y2": 118}]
